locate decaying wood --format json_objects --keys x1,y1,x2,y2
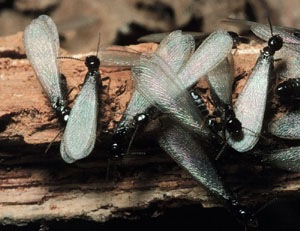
[{"x1": 0, "y1": 32, "x2": 300, "y2": 226}]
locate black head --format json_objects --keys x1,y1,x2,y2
[
  {"x1": 110, "y1": 142, "x2": 124, "y2": 159},
  {"x1": 226, "y1": 118, "x2": 242, "y2": 136},
  {"x1": 85, "y1": 55, "x2": 100, "y2": 72},
  {"x1": 275, "y1": 81, "x2": 290, "y2": 97},
  {"x1": 268, "y1": 34, "x2": 283, "y2": 52},
  {"x1": 134, "y1": 113, "x2": 149, "y2": 125}
]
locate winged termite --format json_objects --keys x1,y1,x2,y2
[
  {"x1": 23, "y1": 14, "x2": 70, "y2": 124},
  {"x1": 60, "y1": 55, "x2": 101, "y2": 163},
  {"x1": 158, "y1": 118, "x2": 258, "y2": 227},
  {"x1": 224, "y1": 18, "x2": 283, "y2": 152},
  {"x1": 112, "y1": 30, "x2": 233, "y2": 156}
]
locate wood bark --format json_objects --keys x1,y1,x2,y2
[{"x1": 0, "y1": 32, "x2": 299, "y2": 226}]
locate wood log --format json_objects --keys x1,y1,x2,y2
[{"x1": 0, "y1": 32, "x2": 300, "y2": 227}]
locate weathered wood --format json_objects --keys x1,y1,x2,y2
[{"x1": 0, "y1": 32, "x2": 300, "y2": 226}]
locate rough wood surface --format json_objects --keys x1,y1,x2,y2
[{"x1": 0, "y1": 32, "x2": 300, "y2": 226}]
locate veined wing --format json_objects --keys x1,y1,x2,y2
[
  {"x1": 138, "y1": 31, "x2": 208, "y2": 43},
  {"x1": 260, "y1": 146, "x2": 300, "y2": 172},
  {"x1": 133, "y1": 54, "x2": 211, "y2": 138},
  {"x1": 155, "y1": 30, "x2": 195, "y2": 73},
  {"x1": 227, "y1": 54, "x2": 273, "y2": 152},
  {"x1": 206, "y1": 57, "x2": 233, "y2": 105},
  {"x1": 275, "y1": 48, "x2": 300, "y2": 80},
  {"x1": 99, "y1": 49, "x2": 141, "y2": 67},
  {"x1": 60, "y1": 71, "x2": 99, "y2": 163},
  {"x1": 269, "y1": 110, "x2": 300, "y2": 139},
  {"x1": 179, "y1": 30, "x2": 233, "y2": 88},
  {"x1": 116, "y1": 30, "x2": 197, "y2": 134},
  {"x1": 158, "y1": 119, "x2": 232, "y2": 201},
  {"x1": 223, "y1": 18, "x2": 300, "y2": 52},
  {"x1": 23, "y1": 14, "x2": 64, "y2": 107}
]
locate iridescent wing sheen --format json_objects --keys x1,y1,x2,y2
[
  {"x1": 260, "y1": 146, "x2": 300, "y2": 172},
  {"x1": 23, "y1": 14, "x2": 64, "y2": 108}
]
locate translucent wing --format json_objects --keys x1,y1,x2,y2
[
  {"x1": 99, "y1": 49, "x2": 141, "y2": 67},
  {"x1": 158, "y1": 119, "x2": 232, "y2": 201},
  {"x1": 250, "y1": 24, "x2": 300, "y2": 52},
  {"x1": 275, "y1": 48, "x2": 300, "y2": 80},
  {"x1": 179, "y1": 30, "x2": 233, "y2": 88},
  {"x1": 60, "y1": 71, "x2": 99, "y2": 163},
  {"x1": 116, "y1": 90, "x2": 151, "y2": 129},
  {"x1": 222, "y1": 18, "x2": 300, "y2": 35},
  {"x1": 206, "y1": 57, "x2": 233, "y2": 105},
  {"x1": 156, "y1": 30, "x2": 195, "y2": 73},
  {"x1": 23, "y1": 14, "x2": 64, "y2": 108},
  {"x1": 116, "y1": 31, "x2": 196, "y2": 135},
  {"x1": 261, "y1": 146, "x2": 300, "y2": 172},
  {"x1": 227, "y1": 54, "x2": 273, "y2": 152},
  {"x1": 137, "y1": 31, "x2": 208, "y2": 43},
  {"x1": 223, "y1": 18, "x2": 300, "y2": 52},
  {"x1": 268, "y1": 110, "x2": 300, "y2": 139},
  {"x1": 133, "y1": 54, "x2": 211, "y2": 138}
]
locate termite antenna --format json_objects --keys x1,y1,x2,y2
[
  {"x1": 96, "y1": 32, "x2": 101, "y2": 57},
  {"x1": 267, "y1": 16, "x2": 274, "y2": 36},
  {"x1": 57, "y1": 56, "x2": 84, "y2": 62}
]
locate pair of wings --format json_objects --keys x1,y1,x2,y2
[
  {"x1": 225, "y1": 18, "x2": 300, "y2": 171},
  {"x1": 117, "y1": 29, "x2": 234, "y2": 140},
  {"x1": 23, "y1": 15, "x2": 100, "y2": 163},
  {"x1": 132, "y1": 30, "x2": 237, "y2": 202}
]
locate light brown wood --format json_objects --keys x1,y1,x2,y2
[{"x1": 0, "y1": 32, "x2": 299, "y2": 226}]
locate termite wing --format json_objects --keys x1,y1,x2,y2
[
  {"x1": 111, "y1": 30, "x2": 196, "y2": 156},
  {"x1": 23, "y1": 14, "x2": 70, "y2": 124},
  {"x1": 23, "y1": 15, "x2": 137, "y2": 163},
  {"x1": 158, "y1": 118, "x2": 257, "y2": 227},
  {"x1": 112, "y1": 30, "x2": 233, "y2": 156},
  {"x1": 137, "y1": 31, "x2": 249, "y2": 47},
  {"x1": 137, "y1": 31, "x2": 209, "y2": 43},
  {"x1": 268, "y1": 49, "x2": 300, "y2": 139},
  {"x1": 23, "y1": 14, "x2": 140, "y2": 123},
  {"x1": 221, "y1": 19, "x2": 283, "y2": 152},
  {"x1": 60, "y1": 55, "x2": 101, "y2": 163},
  {"x1": 133, "y1": 37, "x2": 257, "y2": 226},
  {"x1": 222, "y1": 18, "x2": 300, "y2": 52},
  {"x1": 269, "y1": 110, "x2": 300, "y2": 139},
  {"x1": 258, "y1": 146, "x2": 300, "y2": 172},
  {"x1": 226, "y1": 19, "x2": 300, "y2": 141},
  {"x1": 133, "y1": 53, "x2": 214, "y2": 139}
]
